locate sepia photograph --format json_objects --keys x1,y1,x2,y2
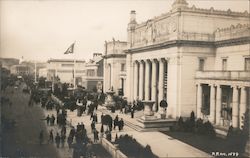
[{"x1": 0, "y1": 0, "x2": 250, "y2": 157}]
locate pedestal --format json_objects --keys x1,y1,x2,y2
[
  {"x1": 157, "y1": 107, "x2": 167, "y2": 119},
  {"x1": 104, "y1": 90, "x2": 115, "y2": 109},
  {"x1": 140, "y1": 100, "x2": 158, "y2": 121}
]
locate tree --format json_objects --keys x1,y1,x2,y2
[
  {"x1": 190, "y1": 111, "x2": 195, "y2": 132},
  {"x1": 62, "y1": 83, "x2": 68, "y2": 97},
  {"x1": 38, "y1": 77, "x2": 46, "y2": 88}
]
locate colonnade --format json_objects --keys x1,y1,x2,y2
[
  {"x1": 196, "y1": 83, "x2": 248, "y2": 129},
  {"x1": 132, "y1": 58, "x2": 167, "y2": 111}
]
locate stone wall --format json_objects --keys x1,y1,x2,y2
[{"x1": 100, "y1": 138, "x2": 128, "y2": 158}]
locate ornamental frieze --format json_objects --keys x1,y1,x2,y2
[{"x1": 133, "y1": 17, "x2": 177, "y2": 47}]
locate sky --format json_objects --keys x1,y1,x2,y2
[{"x1": 0, "y1": 0, "x2": 249, "y2": 62}]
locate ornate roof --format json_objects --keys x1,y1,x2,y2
[{"x1": 172, "y1": 0, "x2": 188, "y2": 10}]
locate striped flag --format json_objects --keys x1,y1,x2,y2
[{"x1": 64, "y1": 43, "x2": 74, "y2": 54}]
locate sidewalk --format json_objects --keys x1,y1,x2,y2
[
  {"x1": 42, "y1": 105, "x2": 211, "y2": 158},
  {"x1": 41, "y1": 107, "x2": 112, "y2": 158},
  {"x1": 41, "y1": 109, "x2": 73, "y2": 158},
  {"x1": 98, "y1": 107, "x2": 211, "y2": 158}
]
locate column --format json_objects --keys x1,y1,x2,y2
[
  {"x1": 216, "y1": 84, "x2": 222, "y2": 125},
  {"x1": 196, "y1": 83, "x2": 202, "y2": 118},
  {"x1": 133, "y1": 61, "x2": 139, "y2": 100},
  {"x1": 102, "y1": 60, "x2": 107, "y2": 91},
  {"x1": 125, "y1": 53, "x2": 133, "y2": 102},
  {"x1": 239, "y1": 86, "x2": 246, "y2": 129},
  {"x1": 209, "y1": 84, "x2": 216, "y2": 124},
  {"x1": 119, "y1": 78, "x2": 123, "y2": 89},
  {"x1": 158, "y1": 58, "x2": 164, "y2": 103},
  {"x1": 124, "y1": 78, "x2": 126, "y2": 97},
  {"x1": 139, "y1": 61, "x2": 144, "y2": 100},
  {"x1": 145, "y1": 60, "x2": 150, "y2": 101},
  {"x1": 108, "y1": 64, "x2": 112, "y2": 89},
  {"x1": 151, "y1": 59, "x2": 157, "y2": 111},
  {"x1": 232, "y1": 86, "x2": 239, "y2": 128}
]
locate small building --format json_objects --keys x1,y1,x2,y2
[
  {"x1": 10, "y1": 64, "x2": 32, "y2": 76},
  {"x1": 103, "y1": 39, "x2": 127, "y2": 95},
  {"x1": 38, "y1": 68, "x2": 48, "y2": 78},
  {"x1": 47, "y1": 59, "x2": 86, "y2": 86},
  {"x1": 83, "y1": 53, "x2": 104, "y2": 91}
]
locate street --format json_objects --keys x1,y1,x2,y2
[
  {"x1": 1, "y1": 83, "x2": 59, "y2": 157},
  {"x1": 1, "y1": 83, "x2": 112, "y2": 158}
]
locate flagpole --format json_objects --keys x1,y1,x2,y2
[{"x1": 73, "y1": 41, "x2": 76, "y2": 89}]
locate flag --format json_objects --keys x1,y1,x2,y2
[{"x1": 64, "y1": 43, "x2": 74, "y2": 54}]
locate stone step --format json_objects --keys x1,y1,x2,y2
[
  {"x1": 124, "y1": 120, "x2": 143, "y2": 132},
  {"x1": 99, "y1": 108, "x2": 173, "y2": 132}
]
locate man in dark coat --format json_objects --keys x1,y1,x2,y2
[
  {"x1": 50, "y1": 114, "x2": 55, "y2": 126},
  {"x1": 114, "y1": 115, "x2": 119, "y2": 130},
  {"x1": 69, "y1": 127, "x2": 76, "y2": 138},
  {"x1": 55, "y1": 133, "x2": 60, "y2": 148},
  {"x1": 93, "y1": 129, "x2": 99, "y2": 143},
  {"x1": 61, "y1": 134, "x2": 66, "y2": 148},
  {"x1": 131, "y1": 105, "x2": 134, "y2": 118},
  {"x1": 48, "y1": 129, "x2": 54, "y2": 143},
  {"x1": 46, "y1": 115, "x2": 50, "y2": 125},
  {"x1": 119, "y1": 118, "x2": 124, "y2": 131}
]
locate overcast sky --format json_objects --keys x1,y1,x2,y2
[{"x1": 0, "y1": 0, "x2": 249, "y2": 62}]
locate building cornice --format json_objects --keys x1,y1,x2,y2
[
  {"x1": 125, "y1": 40, "x2": 214, "y2": 54},
  {"x1": 125, "y1": 37, "x2": 250, "y2": 54},
  {"x1": 215, "y1": 36, "x2": 250, "y2": 48},
  {"x1": 47, "y1": 59, "x2": 85, "y2": 63},
  {"x1": 103, "y1": 54, "x2": 126, "y2": 59},
  {"x1": 133, "y1": 6, "x2": 249, "y2": 30}
]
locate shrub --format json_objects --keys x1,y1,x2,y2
[
  {"x1": 177, "y1": 117, "x2": 184, "y2": 131},
  {"x1": 115, "y1": 134, "x2": 158, "y2": 158},
  {"x1": 195, "y1": 118, "x2": 205, "y2": 134},
  {"x1": 203, "y1": 121, "x2": 216, "y2": 137},
  {"x1": 226, "y1": 109, "x2": 249, "y2": 154}
]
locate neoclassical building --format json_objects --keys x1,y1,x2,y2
[
  {"x1": 47, "y1": 59, "x2": 86, "y2": 85},
  {"x1": 124, "y1": 0, "x2": 250, "y2": 127},
  {"x1": 103, "y1": 39, "x2": 127, "y2": 95},
  {"x1": 47, "y1": 54, "x2": 103, "y2": 90}
]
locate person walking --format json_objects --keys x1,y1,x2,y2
[
  {"x1": 93, "y1": 129, "x2": 99, "y2": 143},
  {"x1": 61, "y1": 134, "x2": 66, "y2": 148},
  {"x1": 48, "y1": 129, "x2": 54, "y2": 143},
  {"x1": 39, "y1": 130, "x2": 44, "y2": 145},
  {"x1": 61, "y1": 125, "x2": 66, "y2": 136},
  {"x1": 114, "y1": 115, "x2": 119, "y2": 130},
  {"x1": 91, "y1": 121, "x2": 95, "y2": 133},
  {"x1": 93, "y1": 113, "x2": 98, "y2": 123},
  {"x1": 101, "y1": 113, "x2": 104, "y2": 124},
  {"x1": 55, "y1": 133, "x2": 60, "y2": 148},
  {"x1": 67, "y1": 136, "x2": 73, "y2": 149},
  {"x1": 50, "y1": 114, "x2": 55, "y2": 126},
  {"x1": 131, "y1": 106, "x2": 134, "y2": 118},
  {"x1": 118, "y1": 118, "x2": 124, "y2": 131},
  {"x1": 46, "y1": 115, "x2": 50, "y2": 125},
  {"x1": 69, "y1": 127, "x2": 76, "y2": 138}
]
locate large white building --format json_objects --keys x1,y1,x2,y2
[{"x1": 104, "y1": 0, "x2": 250, "y2": 130}]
